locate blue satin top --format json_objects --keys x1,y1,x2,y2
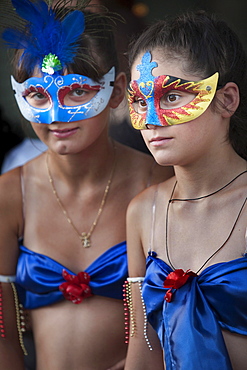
[
  {"x1": 142, "y1": 251, "x2": 247, "y2": 370},
  {"x1": 16, "y1": 242, "x2": 127, "y2": 309}
]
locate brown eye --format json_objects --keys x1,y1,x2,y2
[
  {"x1": 160, "y1": 90, "x2": 196, "y2": 109},
  {"x1": 167, "y1": 94, "x2": 178, "y2": 102},
  {"x1": 139, "y1": 99, "x2": 147, "y2": 107},
  {"x1": 72, "y1": 89, "x2": 85, "y2": 96},
  {"x1": 25, "y1": 91, "x2": 50, "y2": 108},
  {"x1": 133, "y1": 97, "x2": 147, "y2": 113},
  {"x1": 63, "y1": 88, "x2": 97, "y2": 106}
]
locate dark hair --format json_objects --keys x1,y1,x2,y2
[
  {"x1": 13, "y1": 9, "x2": 119, "y2": 83},
  {"x1": 128, "y1": 11, "x2": 247, "y2": 160},
  {"x1": 66, "y1": 10, "x2": 119, "y2": 80}
]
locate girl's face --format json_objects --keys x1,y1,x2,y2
[{"x1": 130, "y1": 49, "x2": 225, "y2": 167}]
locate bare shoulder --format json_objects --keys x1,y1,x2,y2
[
  {"x1": 0, "y1": 155, "x2": 44, "y2": 234},
  {"x1": 0, "y1": 166, "x2": 23, "y2": 212},
  {"x1": 127, "y1": 176, "x2": 175, "y2": 221},
  {"x1": 0, "y1": 167, "x2": 24, "y2": 235},
  {"x1": 127, "y1": 183, "x2": 157, "y2": 220},
  {"x1": 116, "y1": 142, "x2": 174, "y2": 185}
]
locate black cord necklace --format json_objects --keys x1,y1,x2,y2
[
  {"x1": 165, "y1": 170, "x2": 247, "y2": 273},
  {"x1": 170, "y1": 170, "x2": 247, "y2": 202}
]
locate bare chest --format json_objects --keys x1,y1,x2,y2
[{"x1": 144, "y1": 195, "x2": 247, "y2": 272}]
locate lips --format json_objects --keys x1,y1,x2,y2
[
  {"x1": 50, "y1": 127, "x2": 79, "y2": 138},
  {"x1": 150, "y1": 136, "x2": 169, "y2": 142},
  {"x1": 149, "y1": 136, "x2": 173, "y2": 147}
]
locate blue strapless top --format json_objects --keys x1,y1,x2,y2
[
  {"x1": 143, "y1": 251, "x2": 247, "y2": 370},
  {"x1": 16, "y1": 242, "x2": 127, "y2": 309}
]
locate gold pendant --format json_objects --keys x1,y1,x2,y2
[{"x1": 80, "y1": 232, "x2": 91, "y2": 248}]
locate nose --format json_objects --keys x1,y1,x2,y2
[
  {"x1": 145, "y1": 99, "x2": 162, "y2": 128},
  {"x1": 50, "y1": 108, "x2": 60, "y2": 124}
]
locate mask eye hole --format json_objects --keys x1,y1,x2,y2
[
  {"x1": 160, "y1": 90, "x2": 197, "y2": 109},
  {"x1": 132, "y1": 96, "x2": 147, "y2": 114},
  {"x1": 24, "y1": 87, "x2": 51, "y2": 109},
  {"x1": 59, "y1": 83, "x2": 101, "y2": 106}
]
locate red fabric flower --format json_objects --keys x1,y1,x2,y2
[
  {"x1": 59, "y1": 269, "x2": 93, "y2": 304},
  {"x1": 164, "y1": 269, "x2": 197, "y2": 303}
]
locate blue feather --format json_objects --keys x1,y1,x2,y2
[
  {"x1": 11, "y1": 0, "x2": 49, "y2": 23},
  {"x1": 59, "y1": 11, "x2": 85, "y2": 63},
  {"x1": 2, "y1": 0, "x2": 85, "y2": 73},
  {"x1": 62, "y1": 11, "x2": 85, "y2": 48},
  {"x1": 2, "y1": 29, "x2": 30, "y2": 50}
]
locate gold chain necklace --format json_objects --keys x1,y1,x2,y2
[{"x1": 46, "y1": 145, "x2": 116, "y2": 248}]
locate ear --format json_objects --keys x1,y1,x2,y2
[
  {"x1": 109, "y1": 72, "x2": 127, "y2": 109},
  {"x1": 217, "y1": 82, "x2": 240, "y2": 118}
]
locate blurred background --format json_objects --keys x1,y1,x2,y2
[{"x1": 1, "y1": 0, "x2": 247, "y2": 169}]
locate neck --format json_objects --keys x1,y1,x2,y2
[
  {"x1": 46, "y1": 138, "x2": 116, "y2": 185},
  {"x1": 173, "y1": 153, "x2": 247, "y2": 199}
]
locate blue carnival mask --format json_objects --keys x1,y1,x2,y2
[{"x1": 11, "y1": 68, "x2": 115, "y2": 124}]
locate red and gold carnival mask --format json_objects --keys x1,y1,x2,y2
[{"x1": 128, "y1": 51, "x2": 219, "y2": 129}]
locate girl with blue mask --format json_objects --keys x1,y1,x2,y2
[
  {"x1": 125, "y1": 10, "x2": 247, "y2": 370},
  {"x1": 0, "y1": 1, "x2": 173, "y2": 369}
]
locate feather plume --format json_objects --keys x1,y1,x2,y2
[
  {"x1": 0, "y1": 0, "x2": 124, "y2": 78},
  {"x1": 1, "y1": 0, "x2": 85, "y2": 74},
  {"x1": 11, "y1": 0, "x2": 49, "y2": 23}
]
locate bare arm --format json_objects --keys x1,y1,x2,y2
[
  {"x1": 0, "y1": 168, "x2": 25, "y2": 369},
  {"x1": 124, "y1": 196, "x2": 164, "y2": 370}
]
